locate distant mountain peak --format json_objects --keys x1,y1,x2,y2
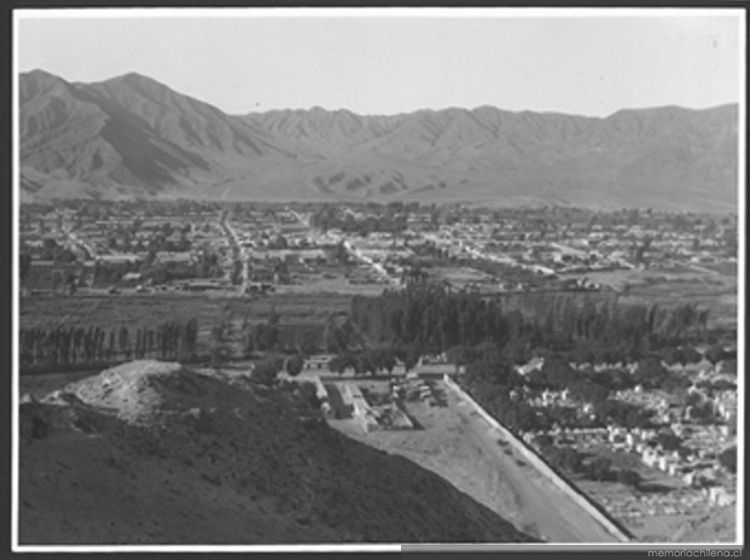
[
  {"x1": 91, "y1": 71, "x2": 180, "y2": 98},
  {"x1": 22, "y1": 68, "x2": 63, "y2": 81},
  {"x1": 100, "y1": 71, "x2": 162, "y2": 85},
  {"x1": 19, "y1": 69, "x2": 71, "y2": 99}
]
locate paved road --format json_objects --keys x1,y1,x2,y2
[{"x1": 448, "y1": 389, "x2": 619, "y2": 542}]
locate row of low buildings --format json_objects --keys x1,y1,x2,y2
[
  {"x1": 338, "y1": 382, "x2": 416, "y2": 433},
  {"x1": 341, "y1": 383, "x2": 379, "y2": 433}
]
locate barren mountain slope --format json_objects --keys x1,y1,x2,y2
[
  {"x1": 19, "y1": 70, "x2": 296, "y2": 201},
  {"x1": 244, "y1": 104, "x2": 738, "y2": 210},
  {"x1": 19, "y1": 70, "x2": 739, "y2": 211},
  {"x1": 19, "y1": 361, "x2": 532, "y2": 545}
]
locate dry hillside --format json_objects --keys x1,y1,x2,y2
[{"x1": 18, "y1": 361, "x2": 533, "y2": 545}]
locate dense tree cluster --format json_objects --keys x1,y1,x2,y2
[
  {"x1": 587, "y1": 457, "x2": 615, "y2": 481},
  {"x1": 457, "y1": 343, "x2": 664, "y2": 433},
  {"x1": 351, "y1": 286, "x2": 511, "y2": 355},
  {"x1": 244, "y1": 317, "x2": 280, "y2": 355},
  {"x1": 285, "y1": 355, "x2": 305, "y2": 377},
  {"x1": 310, "y1": 203, "x2": 412, "y2": 237},
  {"x1": 593, "y1": 399, "x2": 654, "y2": 429},
  {"x1": 346, "y1": 286, "x2": 706, "y2": 433},
  {"x1": 20, "y1": 252, "x2": 33, "y2": 281},
  {"x1": 327, "y1": 347, "x2": 399, "y2": 376},
  {"x1": 93, "y1": 261, "x2": 139, "y2": 285},
  {"x1": 658, "y1": 345, "x2": 703, "y2": 366},
  {"x1": 321, "y1": 314, "x2": 365, "y2": 354},
  {"x1": 534, "y1": 441, "x2": 630, "y2": 485},
  {"x1": 241, "y1": 314, "x2": 328, "y2": 357},
  {"x1": 350, "y1": 286, "x2": 710, "y2": 366},
  {"x1": 252, "y1": 355, "x2": 285, "y2": 386},
  {"x1": 36, "y1": 239, "x2": 78, "y2": 263},
  {"x1": 460, "y1": 350, "x2": 546, "y2": 432},
  {"x1": 718, "y1": 446, "x2": 737, "y2": 474},
  {"x1": 209, "y1": 320, "x2": 235, "y2": 368},
  {"x1": 139, "y1": 251, "x2": 224, "y2": 285},
  {"x1": 541, "y1": 444, "x2": 584, "y2": 473},
  {"x1": 655, "y1": 430, "x2": 683, "y2": 451},
  {"x1": 617, "y1": 469, "x2": 642, "y2": 487}
]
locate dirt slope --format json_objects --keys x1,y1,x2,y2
[
  {"x1": 19, "y1": 361, "x2": 532, "y2": 545},
  {"x1": 332, "y1": 387, "x2": 620, "y2": 542}
]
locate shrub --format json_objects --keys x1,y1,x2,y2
[
  {"x1": 617, "y1": 469, "x2": 641, "y2": 487},
  {"x1": 656, "y1": 431, "x2": 683, "y2": 451},
  {"x1": 253, "y1": 357, "x2": 283, "y2": 386},
  {"x1": 588, "y1": 457, "x2": 613, "y2": 481},
  {"x1": 718, "y1": 446, "x2": 737, "y2": 474},
  {"x1": 286, "y1": 355, "x2": 305, "y2": 377}
]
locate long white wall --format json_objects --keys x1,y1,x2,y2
[{"x1": 443, "y1": 374, "x2": 632, "y2": 542}]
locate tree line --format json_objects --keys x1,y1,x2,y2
[
  {"x1": 19, "y1": 318, "x2": 199, "y2": 374},
  {"x1": 349, "y1": 285, "x2": 711, "y2": 366}
]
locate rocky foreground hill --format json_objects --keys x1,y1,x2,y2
[
  {"x1": 18, "y1": 361, "x2": 532, "y2": 545},
  {"x1": 19, "y1": 70, "x2": 738, "y2": 212}
]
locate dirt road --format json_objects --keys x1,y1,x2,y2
[
  {"x1": 449, "y1": 394, "x2": 618, "y2": 542},
  {"x1": 330, "y1": 382, "x2": 618, "y2": 542}
]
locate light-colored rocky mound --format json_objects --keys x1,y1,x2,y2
[
  {"x1": 20, "y1": 361, "x2": 533, "y2": 545},
  {"x1": 41, "y1": 360, "x2": 207, "y2": 424}
]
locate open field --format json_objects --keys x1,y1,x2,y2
[
  {"x1": 620, "y1": 283, "x2": 736, "y2": 329},
  {"x1": 328, "y1": 380, "x2": 619, "y2": 543},
  {"x1": 276, "y1": 277, "x2": 387, "y2": 296},
  {"x1": 19, "y1": 292, "x2": 351, "y2": 332},
  {"x1": 428, "y1": 266, "x2": 494, "y2": 288},
  {"x1": 560, "y1": 266, "x2": 738, "y2": 328}
]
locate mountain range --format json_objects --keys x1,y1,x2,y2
[{"x1": 19, "y1": 70, "x2": 739, "y2": 211}]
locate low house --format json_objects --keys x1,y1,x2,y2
[
  {"x1": 96, "y1": 254, "x2": 143, "y2": 265},
  {"x1": 320, "y1": 401, "x2": 335, "y2": 419},
  {"x1": 120, "y1": 272, "x2": 143, "y2": 286},
  {"x1": 306, "y1": 355, "x2": 335, "y2": 371},
  {"x1": 312, "y1": 376, "x2": 329, "y2": 403},
  {"x1": 155, "y1": 251, "x2": 194, "y2": 264},
  {"x1": 245, "y1": 281, "x2": 274, "y2": 294},
  {"x1": 642, "y1": 447, "x2": 659, "y2": 468},
  {"x1": 708, "y1": 486, "x2": 734, "y2": 507},
  {"x1": 683, "y1": 470, "x2": 697, "y2": 487}
]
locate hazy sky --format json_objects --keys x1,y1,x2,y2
[{"x1": 15, "y1": 9, "x2": 744, "y2": 117}]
